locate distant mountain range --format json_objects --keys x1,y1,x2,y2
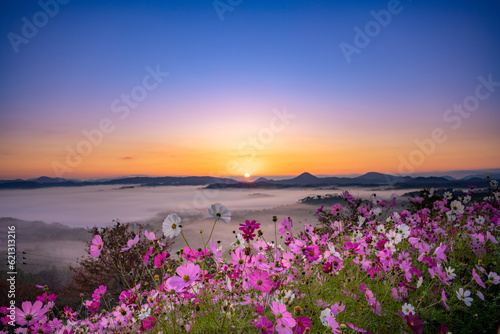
[
  {"x1": 206, "y1": 172, "x2": 496, "y2": 189},
  {"x1": 0, "y1": 171, "x2": 498, "y2": 190},
  {"x1": 0, "y1": 176, "x2": 239, "y2": 189}
]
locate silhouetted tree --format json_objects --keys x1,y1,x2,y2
[{"x1": 66, "y1": 221, "x2": 176, "y2": 304}]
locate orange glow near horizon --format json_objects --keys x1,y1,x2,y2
[{"x1": 1, "y1": 136, "x2": 500, "y2": 180}]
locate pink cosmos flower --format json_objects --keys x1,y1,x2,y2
[
  {"x1": 278, "y1": 217, "x2": 292, "y2": 236},
  {"x1": 154, "y1": 252, "x2": 169, "y2": 268},
  {"x1": 315, "y1": 205, "x2": 324, "y2": 214},
  {"x1": 304, "y1": 244, "x2": 320, "y2": 262},
  {"x1": 276, "y1": 323, "x2": 293, "y2": 334},
  {"x1": 231, "y1": 247, "x2": 250, "y2": 269},
  {"x1": 365, "y1": 289, "x2": 376, "y2": 306},
  {"x1": 472, "y1": 269, "x2": 486, "y2": 288},
  {"x1": 289, "y1": 239, "x2": 306, "y2": 255},
  {"x1": 331, "y1": 203, "x2": 342, "y2": 215},
  {"x1": 433, "y1": 243, "x2": 447, "y2": 264},
  {"x1": 166, "y1": 263, "x2": 200, "y2": 292},
  {"x1": 90, "y1": 234, "x2": 103, "y2": 257},
  {"x1": 248, "y1": 270, "x2": 273, "y2": 293},
  {"x1": 326, "y1": 316, "x2": 341, "y2": 333},
  {"x1": 121, "y1": 234, "x2": 140, "y2": 252},
  {"x1": 253, "y1": 240, "x2": 269, "y2": 252},
  {"x1": 270, "y1": 301, "x2": 296, "y2": 328},
  {"x1": 29, "y1": 322, "x2": 51, "y2": 333},
  {"x1": 255, "y1": 316, "x2": 274, "y2": 334},
  {"x1": 347, "y1": 322, "x2": 367, "y2": 332},
  {"x1": 409, "y1": 196, "x2": 424, "y2": 204},
  {"x1": 63, "y1": 306, "x2": 76, "y2": 321},
  {"x1": 143, "y1": 246, "x2": 153, "y2": 265},
  {"x1": 91, "y1": 285, "x2": 107, "y2": 302},
  {"x1": 341, "y1": 190, "x2": 355, "y2": 204},
  {"x1": 36, "y1": 293, "x2": 57, "y2": 304},
  {"x1": 84, "y1": 300, "x2": 100, "y2": 315},
  {"x1": 210, "y1": 238, "x2": 223, "y2": 261},
  {"x1": 144, "y1": 230, "x2": 156, "y2": 241},
  {"x1": 15, "y1": 301, "x2": 48, "y2": 326}
]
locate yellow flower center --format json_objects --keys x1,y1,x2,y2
[{"x1": 183, "y1": 274, "x2": 190, "y2": 281}]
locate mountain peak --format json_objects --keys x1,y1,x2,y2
[
  {"x1": 254, "y1": 177, "x2": 271, "y2": 183},
  {"x1": 296, "y1": 172, "x2": 317, "y2": 178}
]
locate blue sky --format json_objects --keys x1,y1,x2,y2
[{"x1": 1, "y1": 0, "x2": 499, "y2": 178}]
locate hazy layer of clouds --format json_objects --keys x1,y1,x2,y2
[{"x1": 0, "y1": 186, "x2": 410, "y2": 272}]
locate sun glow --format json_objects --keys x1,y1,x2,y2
[{"x1": 244, "y1": 173, "x2": 250, "y2": 178}]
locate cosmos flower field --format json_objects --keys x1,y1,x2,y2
[{"x1": 2, "y1": 181, "x2": 500, "y2": 334}]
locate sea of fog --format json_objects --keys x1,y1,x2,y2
[
  {"x1": 0, "y1": 185, "x2": 415, "y2": 272},
  {"x1": 0, "y1": 185, "x2": 411, "y2": 228}
]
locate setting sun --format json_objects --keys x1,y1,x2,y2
[{"x1": 244, "y1": 173, "x2": 250, "y2": 178}]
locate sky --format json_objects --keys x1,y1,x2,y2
[{"x1": 1, "y1": 0, "x2": 500, "y2": 180}]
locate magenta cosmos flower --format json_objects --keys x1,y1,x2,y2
[
  {"x1": 92, "y1": 285, "x2": 107, "y2": 302},
  {"x1": 154, "y1": 252, "x2": 169, "y2": 268},
  {"x1": 255, "y1": 316, "x2": 274, "y2": 334},
  {"x1": 248, "y1": 270, "x2": 273, "y2": 293},
  {"x1": 90, "y1": 234, "x2": 103, "y2": 257},
  {"x1": 15, "y1": 301, "x2": 48, "y2": 326},
  {"x1": 166, "y1": 262, "x2": 200, "y2": 292},
  {"x1": 293, "y1": 316, "x2": 312, "y2": 334}
]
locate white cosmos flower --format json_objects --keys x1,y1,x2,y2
[
  {"x1": 357, "y1": 216, "x2": 366, "y2": 226},
  {"x1": 376, "y1": 224, "x2": 386, "y2": 234},
  {"x1": 488, "y1": 272, "x2": 500, "y2": 284},
  {"x1": 320, "y1": 308, "x2": 333, "y2": 326},
  {"x1": 328, "y1": 243, "x2": 343, "y2": 260},
  {"x1": 397, "y1": 224, "x2": 411, "y2": 239},
  {"x1": 385, "y1": 242, "x2": 396, "y2": 253},
  {"x1": 138, "y1": 305, "x2": 151, "y2": 320},
  {"x1": 209, "y1": 203, "x2": 231, "y2": 224},
  {"x1": 446, "y1": 211, "x2": 456, "y2": 222},
  {"x1": 417, "y1": 277, "x2": 423, "y2": 288},
  {"x1": 450, "y1": 200, "x2": 464, "y2": 215},
  {"x1": 372, "y1": 208, "x2": 382, "y2": 216},
  {"x1": 443, "y1": 191, "x2": 452, "y2": 200},
  {"x1": 387, "y1": 230, "x2": 402, "y2": 245},
  {"x1": 463, "y1": 195, "x2": 471, "y2": 204},
  {"x1": 490, "y1": 180, "x2": 498, "y2": 188},
  {"x1": 162, "y1": 213, "x2": 182, "y2": 238},
  {"x1": 401, "y1": 303, "x2": 414, "y2": 315},
  {"x1": 445, "y1": 266, "x2": 456, "y2": 280},
  {"x1": 456, "y1": 288, "x2": 473, "y2": 306},
  {"x1": 371, "y1": 195, "x2": 382, "y2": 205}
]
